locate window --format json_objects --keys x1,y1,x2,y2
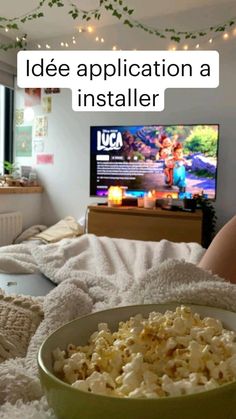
[
  {"x1": 0, "y1": 84, "x2": 14, "y2": 174},
  {"x1": 0, "y1": 85, "x2": 4, "y2": 174}
]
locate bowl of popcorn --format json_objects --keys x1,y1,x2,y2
[{"x1": 38, "y1": 303, "x2": 236, "y2": 419}]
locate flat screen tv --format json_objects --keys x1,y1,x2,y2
[{"x1": 90, "y1": 124, "x2": 219, "y2": 200}]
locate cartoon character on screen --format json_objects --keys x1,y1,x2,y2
[
  {"x1": 158, "y1": 137, "x2": 173, "y2": 159},
  {"x1": 156, "y1": 134, "x2": 180, "y2": 161},
  {"x1": 155, "y1": 134, "x2": 168, "y2": 157},
  {"x1": 157, "y1": 137, "x2": 175, "y2": 186},
  {"x1": 165, "y1": 144, "x2": 187, "y2": 192}
]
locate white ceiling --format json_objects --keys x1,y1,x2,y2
[{"x1": 1, "y1": 0, "x2": 236, "y2": 50}]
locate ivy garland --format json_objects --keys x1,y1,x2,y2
[{"x1": 0, "y1": 0, "x2": 235, "y2": 50}]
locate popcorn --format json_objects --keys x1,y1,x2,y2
[{"x1": 52, "y1": 306, "x2": 236, "y2": 398}]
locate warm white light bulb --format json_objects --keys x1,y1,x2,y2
[
  {"x1": 46, "y1": 44, "x2": 51, "y2": 49},
  {"x1": 112, "y1": 45, "x2": 117, "y2": 50},
  {"x1": 223, "y1": 32, "x2": 229, "y2": 40},
  {"x1": 101, "y1": 38, "x2": 104, "y2": 43},
  {"x1": 196, "y1": 44, "x2": 200, "y2": 49},
  {"x1": 95, "y1": 36, "x2": 99, "y2": 42},
  {"x1": 73, "y1": 39, "x2": 76, "y2": 44},
  {"x1": 37, "y1": 44, "x2": 41, "y2": 49},
  {"x1": 209, "y1": 38, "x2": 213, "y2": 44},
  {"x1": 183, "y1": 44, "x2": 188, "y2": 50},
  {"x1": 60, "y1": 42, "x2": 64, "y2": 46},
  {"x1": 5, "y1": 27, "x2": 9, "y2": 32},
  {"x1": 87, "y1": 26, "x2": 93, "y2": 33},
  {"x1": 65, "y1": 42, "x2": 69, "y2": 47}
]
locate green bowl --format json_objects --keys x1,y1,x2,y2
[{"x1": 38, "y1": 303, "x2": 236, "y2": 419}]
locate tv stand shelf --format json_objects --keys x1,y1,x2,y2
[{"x1": 87, "y1": 205, "x2": 203, "y2": 243}]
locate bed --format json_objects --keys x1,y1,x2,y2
[
  {"x1": 2, "y1": 228, "x2": 236, "y2": 418},
  {"x1": 0, "y1": 231, "x2": 205, "y2": 295},
  {"x1": 0, "y1": 272, "x2": 55, "y2": 296}
]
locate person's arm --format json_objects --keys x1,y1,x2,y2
[{"x1": 198, "y1": 215, "x2": 236, "y2": 283}]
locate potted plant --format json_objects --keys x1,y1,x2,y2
[
  {"x1": 3, "y1": 161, "x2": 20, "y2": 186},
  {"x1": 195, "y1": 195, "x2": 217, "y2": 248}
]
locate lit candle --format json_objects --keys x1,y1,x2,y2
[
  {"x1": 144, "y1": 191, "x2": 156, "y2": 209},
  {"x1": 137, "y1": 197, "x2": 144, "y2": 208},
  {"x1": 108, "y1": 186, "x2": 123, "y2": 207}
]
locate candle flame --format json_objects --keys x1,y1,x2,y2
[{"x1": 108, "y1": 186, "x2": 123, "y2": 206}]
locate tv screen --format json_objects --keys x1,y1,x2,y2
[{"x1": 90, "y1": 124, "x2": 219, "y2": 200}]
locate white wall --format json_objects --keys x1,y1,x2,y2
[
  {"x1": 14, "y1": 39, "x2": 235, "y2": 230},
  {"x1": 0, "y1": 193, "x2": 42, "y2": 229},
  {"x1": 11, "y1": 1, "x2": 236, "y2": 230},
  {"x1": 0, "y1": 34, "x2": 17, "y2": 68},
  {"x1": 0, "y1": 37, "x2": 42, "y2": 230}
]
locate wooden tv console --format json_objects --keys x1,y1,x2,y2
[{"x1": 87, "y1": 205, "x2": 203, "y2": 243}]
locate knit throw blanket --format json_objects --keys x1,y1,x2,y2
[{"x1": 0, "y1": 236, "x2": 236, "y2": 419}]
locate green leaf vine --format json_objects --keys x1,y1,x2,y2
[{"x1": 0, "y1": 0, "x2": 235, "y2": 50}]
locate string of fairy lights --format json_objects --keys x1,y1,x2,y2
[
  {"x1": 3, "y1": 19, "x2": 236, "y2": 51},
  {"x1": 168, "y1": 27, "x2": 236, "y2": 51},
  {"x1": 31, "y1": 25, "x2": 111, "y2": 50},
  {"x1": 30, "y1": 23, "x2": 236, "y2": 51},
  {"x1": 0, "y1": 0, "x2": 235, "y2": 51}
]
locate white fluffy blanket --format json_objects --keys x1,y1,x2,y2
[
  {"x1": 1, "y1": 234, "x2": 234, "y2": 418},
  {"x1": 0, "y1": 234, "x2": 204, "y2": 279},
  {"x1": 1, "y1": 260, "x2": 236, "y2": 418}
]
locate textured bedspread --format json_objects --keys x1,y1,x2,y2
[{"x1": 0, "y1": 233, "x2": 205, "y2": 279}]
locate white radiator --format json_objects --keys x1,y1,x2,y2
[{"x1": 0, "y1": 212, "x2": 23, "y2": 246}]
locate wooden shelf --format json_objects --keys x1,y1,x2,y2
[
  {"x1": 0, "y1": 186, "x2": 43, "y2": 194},
  {"x1": 87, "y1": 205, "x2": 203, "y2": 243}
]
